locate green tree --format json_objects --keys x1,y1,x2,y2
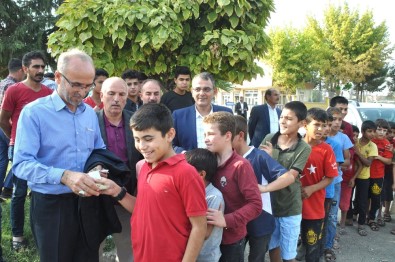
[
  {"x1": 306, "y1": 4, "x2": 393, "y2": 98},
  {"x1": 0, "y1": 0, "x2": 62, "y2": 76},
  {"x1": 48, "y1": 0, "x2": 274, "y2": 88}
]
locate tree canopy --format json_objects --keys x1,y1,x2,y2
[
  {"x1": 0, "y1": 0, "x2": 61, "y2": 76},
  {"x1": 48, "y1": 0, "x2": 274, "y2": 87},
  {"x1": 263, "y1": 3, "x2": 393, "y2": 97}
]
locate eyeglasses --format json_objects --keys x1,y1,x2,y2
[
  {"x1": 59, "y1": 72, "x2": 95, "y2": 91},
  {"x1": 192, "y1": 87, "x2": 213, "y2": 93}
]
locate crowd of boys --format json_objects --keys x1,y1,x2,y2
[{"x1": 0, "y1": 48, "x2": 394, "y2": 262}]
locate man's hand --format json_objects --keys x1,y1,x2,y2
[
  {"x1": 206, "y1": 204, "x2": 226, "y2": 228},
  {"x1": 61, "y1": 170, "x2": 100, "y2": 197},
  {"x1": 348, "y1": 179, "x2": 355, "y2": 188}
]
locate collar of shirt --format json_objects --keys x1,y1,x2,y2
[
  {"x1": 271, "y1": 131, "x2": 302, "y2": 152},
  {"x1": 195, "y1": 104, "x2": 213, "y2": 119},
  {"x1": 103, "y1": 113, "x2": 124, "y2": 128},
  {"x1": 52, "y1": 91, "x2": 87, "y2": 114},
  {"x1": 243, "y1": 146, "x2": 255, "y2": 158}
]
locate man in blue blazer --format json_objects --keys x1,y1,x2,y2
[
  {"x1": 248, "y1": 88, "x2": 281, "y2": 148},
  {"x1": 172, "y1": 72, "x2": 232, "y2": 153}
]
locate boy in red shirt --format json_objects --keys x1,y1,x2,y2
[
  {"x1": 98, "y1": 103, "x2": 208, "y2": 262},
  {"x1": 382, "y1": 121, "x2": 395, "y2": 223},
  {"x1": 298, "y1": 108, "x2": 337, "y2": 262},
  {"x1": 368, "y1": 119, "x2": 393, "y2": 230}
]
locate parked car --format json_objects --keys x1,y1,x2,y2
[{"x1": 344, "y1": 101, "x2": 395, "y2": 131}]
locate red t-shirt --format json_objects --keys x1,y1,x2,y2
[
  {"x1": 131, "y1": 154, "x2": 207, "y2": 262},
  {"x1": 83, "y1": 96, "x2": 103, "y2": 109},
  {"x1": 342, "y1": 147, "x2": 355, "y2": 182},
  {"x1": 1, "y1": 82, "x2": 52, "y2": 145},
  {"x1": 301, "y1": 142, "x2": 338, "y2": 219},
  {"x1": 370, "y1": 138, "x2": 393, "y2": 179},
  {"x1": 212, "y1": 151, "x2": 262, "y2": 245},
  {"x1": 342, "y1": 120, "x2": 354, "y2": 144}
]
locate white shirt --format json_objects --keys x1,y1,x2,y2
[
  {"x1": 268, "y1": 105, "x2": 279, "y2": 133},
  {"x1": 196, "y1": 105, "x2": 213, "y2": 148}
]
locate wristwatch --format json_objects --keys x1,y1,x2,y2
[{"x1": 114, "y1": 187, "x2": 127, "y2": 201}]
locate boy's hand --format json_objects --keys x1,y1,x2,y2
[
  {"x1": 259, "y1": 141, "x2": 273, "y2": 156},
  {"x1": 301, "y1": 186, "x2": 314, "y2": 199},
  {"x1": 348, "y1": 179, "x2": 355, "y2": 188},
  {"x1": 206, "y1": 204, "x2": 226, "y2": 228},
  {"x1": 385, "y1": 143, "x2": 393, "y2": 152}
]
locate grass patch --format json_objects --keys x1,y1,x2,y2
[{"x1": 1, "y1": 198, "x2": 39, "y2": 262}]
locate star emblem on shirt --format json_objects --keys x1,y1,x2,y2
[{"x1": 307, "y1": 164, "x2": 317, "y2": 174}]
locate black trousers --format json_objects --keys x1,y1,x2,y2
[
  {"x1": 245, "y1": 233, "x2": 271, "y2": 262},
  {"x1": 220, "y1": 238, "x2": 246, "y2": 262},
  {"x1": 368, "y1": 178, "x2": 384, "y2": 220},
  {"x1": 301, "y1": 219, "x2": 324, "y2": 262},
  {"x1": 355, "y1": 178, "x2": 370, "y2": 225},
  {"x1": 30, "y1": 192, "x2": 98, "y2": 262}
]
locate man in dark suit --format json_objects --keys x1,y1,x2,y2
[
  {"x1": 172, "y1": 72, "x2": 232, "y2": 153},
  {"x1": 96, "y1": 77, "x2": 142, "y2": 262},
  {"x1": 248, "y1": 88, "x2": 281, "y2": 148},
  {"x1": 235, "y1": 96, "x2": 248, "y2": 119}
]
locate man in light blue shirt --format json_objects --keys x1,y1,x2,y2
[{"x1": 12, "y1": 49, "x2": 105, "y2": 261}]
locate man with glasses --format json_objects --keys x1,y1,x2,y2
[
  {"x1": 172, "y1": 72, "x2": 232, "y2": 153},
  {"x1": 0, "y1": 51, "x2": 53, "y2": 252},
  {"x1": 12, "y1": 49, "x2": 106, "y2": 261}
]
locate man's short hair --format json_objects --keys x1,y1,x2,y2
[
  {"x1": 141, "y1": 79, "x2": 163, "y2": 91},
  {"x1": 57, "y1": 49, "x2": 94, "y2": 74},
  {"x1": 306, "y1": 108, "x2": 328, "y2": 124},
  {"x1": 326, "y1": 107, "x2": 342, "y2": 117},
  {"x1": 203, "y1": 111, "x2": 235, "y2": 140},
  {"x1": 185, "y1": 148, "x2": 217, "y2": 183},
  {"x1": 8, "y1": 58, "x2": 22, "y2": 72},
  {"x1": 361, "y1": 120, "x2": 376, "y2": 133},
  {"x1": 121, "y1": 69, "x2": 142, "y2": 80},
  {"x1": 264, "y1": 88, "x2": 277, "y2": 101},
  {"x1": 193, "y1": 72, "x2": 215, "y2": 87},
  {"x1": 96, "y1": 68, "x2": 109, "y2": 78},
  {"x1": 130, "y1": 103, "x2": 172, "y2": 137},
  {"x1": 375, "y1": 118, "x2": 390, "y2": 130},
  {"x1": 284, "y1": 101, "x2": 307, "y2": 121},
  {"x1": 234, "y1": 115, "x2": 248, "y2": 141},
  {"x1": 329, "y1": 96, "x2": 349, "y2": 107},
  {"x1": 22, "y1": 51, "x2": 46, "y2": 67},
  {"x1": 174, "y1": 66, "x2": 191, "y2": 78}
]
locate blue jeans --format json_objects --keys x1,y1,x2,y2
[
  {"x1": 9, "y1": 145, "x2": 28, "y2": 237},
  {"x1": 325, "y1": 182, "x2": 341, "y2": 249},
  {"x1": 0, "y1": 131, "x2": 12, "y2": 190}
]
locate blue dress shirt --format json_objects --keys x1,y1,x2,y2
[{"x1": 12, "y1": 91, "x2": 105, "y2": 194}]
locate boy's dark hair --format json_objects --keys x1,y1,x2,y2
[
  {"x1": 130, "y1": 103, "x2": 173, "y2": 137},
  {"x1": 375, "y1": 118, "x2": 390, "y2": 130},
  {"x1": 22, "y1": 51, "x2": 46, "y2": 67},
  {"x1": 193, "y1": 72, "x2": 215, "y2": 87},
  {"x1": 361, "y1": 120, "x2": 377, "y2": 133},
  {"x1": 326, "y1": 107, "x2": 342, "y2": 117},
  {"x1": 185, "y1": 148, "x2": 217, "y2": 182},
  {"x1": 234, "y1": 115, "x2": 248, "y2": 141},
  {"x1": 174, "y1": 66, "x2": 191, "y2": 79},
  {"x1": 203, "y1": 112, "x2": 235, "y2": 140},
  {"x1": 305, "y1": 108, "x2": 328, "y2": 124},
  {"x1": 8, "y1": 58, "x2": 22, "y2": 72},
  {"x1": 96, "y1": 68, "x2": 109, "y2": 78},
  {"x1": 352, "y1": 125, "x2": 359, "y2": 133},
  {"x1": 329, "y1": 96, "x2": 348, "y2": 107},
  {"x1": 121, "y1": 69, "x2": 142, "y2": 81},
  {"x1": 284, "y1": 101, "x2": 307, "y2": 121},
  {"x1": 388, "y1": 121, "x2": 395, "y2": 130},
  {"x1": 44, "y1": 72, "x2": 55, "y2": 78}
]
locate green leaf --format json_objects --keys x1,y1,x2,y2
[
  {"x1": 224, "y1": 5, "x2": 233, "y2": 17},
  {"x1": 229, "y1": 15, "x2": 239, "y2": 28},
  {"x1": 79, "y1": 31, "x2": 92, "y2": 43},
  {"x1": 221, "y1": 35, "x2": 231, "y2": 46},
  {"x1": 234, "y1": 5, "x2": 243, "y2": 17},
  {"x1": 207, "y1": 11, "x2": 217, "y2": 23},
  {"x1": 136, "y1": 20, "x2": 143, "y2": 30}
]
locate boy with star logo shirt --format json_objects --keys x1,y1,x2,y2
[{"x1": 299, "y1": 108, "x2": 338, "y2": 262}]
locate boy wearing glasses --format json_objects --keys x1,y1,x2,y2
[
  {"x1": 172, "y1": 72, "x2": 232, "y2": 153},
  {"x1": 0, "y1": 51, "x2": 52, "y2": 251}
]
